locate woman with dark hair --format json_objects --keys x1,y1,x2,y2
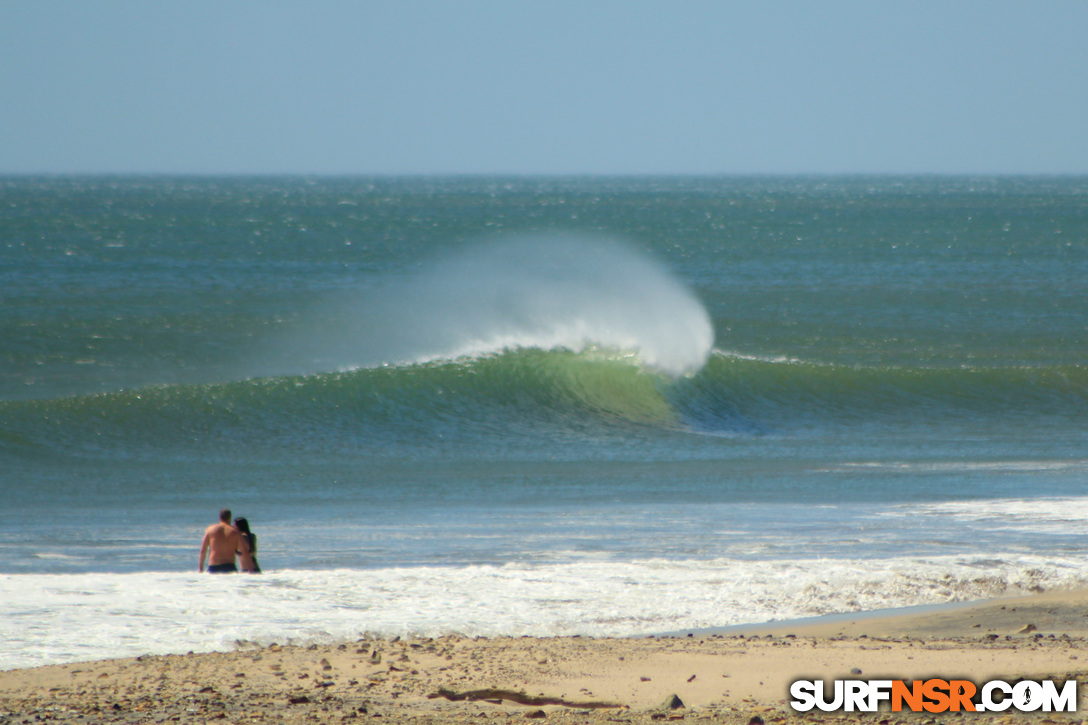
[{"x1": 233, "y1": 517, "x2": 261, "y2": 574}]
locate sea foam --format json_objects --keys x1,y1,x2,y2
[{"x1": 3, "y1": 555, "x2": 1084, "y2": 671}]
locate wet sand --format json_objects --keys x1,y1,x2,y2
[{"x1": 3, "y1": 588, "x2": 1088, "y2": 723}]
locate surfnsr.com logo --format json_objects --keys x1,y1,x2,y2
[{"x1": 790, "y1": 679, "x2": 1078, "y2": 713}]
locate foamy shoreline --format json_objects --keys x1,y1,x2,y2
[
  {"x1": 3, "y1": 588, "x2": 1088, "y2": 723},
  {"x1": 5, "y1": 556, "x2": 1079, "y2": 673}
]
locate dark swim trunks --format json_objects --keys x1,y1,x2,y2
[{"x1": 207, "y1": 563, "x2": 238, "y2": 574}]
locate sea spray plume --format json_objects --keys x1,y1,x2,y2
[{"x1": 295, "y1": 235, "x2": 714, "y2": 377}]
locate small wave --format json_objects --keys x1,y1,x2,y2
[{"x1": 909, "y1": 496, "x2": 1088, "y2": 528}]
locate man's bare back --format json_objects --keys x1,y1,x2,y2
[{"x1": 199, "y1": 509, "x2": 248, "y2": 573}]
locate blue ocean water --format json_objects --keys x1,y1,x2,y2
[{"x1": 1, "y1": 176, "x2": 1087, "y2": 669}]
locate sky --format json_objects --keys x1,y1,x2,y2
[{"x1": 1, "y1": 1, "x2": 1086, "y2": 175}]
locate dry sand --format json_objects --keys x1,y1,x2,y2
[{"x1": 3, "y1": 588, "x2": 1088, "y2": 724}]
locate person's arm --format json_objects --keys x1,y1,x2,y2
[
  {"x1": 199, "y1": 531, "x2": 210, "y2": 572},
  {"x1": 237, "y1": 531, "x2": 250, "y2": 556}
]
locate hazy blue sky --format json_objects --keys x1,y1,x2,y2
[{"x1": 2, "y1": 1, "x2": 1086, "y2": 175}]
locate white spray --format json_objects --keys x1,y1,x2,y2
[{"x1": 296, "y1": 234, "x2": 714, "y2": 377}]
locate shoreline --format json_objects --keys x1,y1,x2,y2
[
  {"x1": 4, "y1": 588, "x2": 1088, "y2": 722},
  {"x1": 693, "y1": 586, "x2": 1088, "y2": 639}
]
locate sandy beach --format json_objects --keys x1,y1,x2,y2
[{"x1": 4, "y1": 588, "x2": 1087, "y2": 724}]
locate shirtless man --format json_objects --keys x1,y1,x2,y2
[{"x1": 199, "y1": 508, "x2": 248, "y2": 573}]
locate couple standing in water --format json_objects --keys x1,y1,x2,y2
[{"x1": 198, "y1": 508, "x2": 261, "y2": 573}]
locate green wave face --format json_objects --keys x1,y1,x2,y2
[
  {"x1": 0, "y1": 348, "x2": 679, "y2": 459},
  {"x1": 3, "y1": 347, "x2": 1085, "y2": 462},
  {"x1": 674, "y1": 353, "x2": 1088, "y2": 434}
]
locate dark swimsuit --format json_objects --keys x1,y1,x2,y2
[
  {"x1": 207, "y1": 563, "x2": 238, "y2": 574},
  {"x1": 240, "y1": 533, "x2": 261, "y2": 573}
]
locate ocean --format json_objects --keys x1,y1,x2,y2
[{"x1": 1, "y1": 175, "x2": 1086, "y2": 670}]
